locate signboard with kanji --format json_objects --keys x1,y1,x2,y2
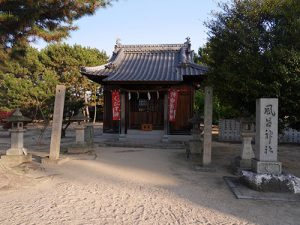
[
  {"x1": 112, "y1": 90, "x2": 121, "y2": 121},
  {"x1": 168, "y1": 89, "x2": 179, "y2": 122}
]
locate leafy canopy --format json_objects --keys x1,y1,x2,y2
[
  {"x1": 0, "y1": 44, "x2": 108, "y2": 120},
  {"x1": 203, "y1": 0, "x2": 300, "y2": 129},
  {"x1": 0, "y1": 0, "x2": 111, "y2": 48},
  {"x1": 0, "y1": 0, "x2": 112, "y2": 62}
]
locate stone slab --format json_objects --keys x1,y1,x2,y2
[
  {"x1": 252, "y1": 159, "x2": 282, "y2": 175},
  {"x1": 224, "y1": 176, "x2": 300, "y2": 201},
  {"x1": 1, "y1": 154, "x2": 32, "y2": 167}
]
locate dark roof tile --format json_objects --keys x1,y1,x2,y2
[{"x1": 81, "y1": 41, "x2": 208, "y2": 83}]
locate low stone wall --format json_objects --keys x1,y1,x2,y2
[
  {"x1": 218, "y1": 119, "x2": 300, "y2": 144},
  {"x1": 279, "y1": 128, "x2": 300, "y2": 144},
  {"x1": 218, "y1": 119, "x2": 241, "y2": 142}
]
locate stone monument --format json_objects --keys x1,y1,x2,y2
[
  {"x1": 240, "y1": 98, "x2": 300, "y2": 193},
  {"x1": 49, "y1": 85, "x2": 66, "y2": 161},
  {"x1": 252, "y1": 98, "x2": 282, "y2": 175},
  {"x1": 1, "y1": 108, "x2": 32, "y2": 166}
]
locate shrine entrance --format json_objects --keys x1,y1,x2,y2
[{"x1": 128, "y1": 92, "x2": 164, "y2": 130}]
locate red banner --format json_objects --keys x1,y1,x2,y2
[
  {"x1": 112, "y1": 90, "x2": 121, "y2": 121},
  {"x1": 168, "y1": 89, "x2": 179, "y2": 122}
]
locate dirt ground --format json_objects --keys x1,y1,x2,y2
[{"x1": 0, "y1": 128, "x2": 299, "y2": 225}]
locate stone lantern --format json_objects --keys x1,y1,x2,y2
[
  {"x1": 69, "y1": 111, "x2": 88, "y2": 145},
  {"x1": 234, "y1": 117, "x2": 255, "y2": 174},
  {"x1": 1, "y1": 108, "x2": 32, "y2": 165},
  {"x1": 188, "y1": 113, "x2": 204, "y2": 140},
  {"x1": 187, "y1": 113, "x2": 204, "y2": 156}
]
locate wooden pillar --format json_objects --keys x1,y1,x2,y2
[
  {"x1": 119, "y1": 91, "x2": 126, "y2": 140},
  {"x1": 103, "y1": 90, "x2": 107, "y2": 133},
  {"x1": 203, "y1": 86, "x2": 213, "y2": 166},
  {"x1": 162, "y1": 92, "x2": 168, "y2": 142}
]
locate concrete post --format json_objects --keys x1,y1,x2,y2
[
  {"x1": 162, "y1": 92, "x2": 169, "y2": 142},
  {"x1": 203, "y1": 86, "x2": 213, "y2": 166},
  {"x1": 49, "y1": 85, "x2": 66, "y2": 160}
]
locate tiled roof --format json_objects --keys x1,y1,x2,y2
[{"x1": 81, "y1": 40, "x2": 208, "y2": 83}]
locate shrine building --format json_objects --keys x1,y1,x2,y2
[{"x1": 81, "y1": 39, "x2": 208, "y2": 139}]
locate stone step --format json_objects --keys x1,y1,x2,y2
[{"x1": 97, "y1": 140, "x2": 186, "y2": 149}]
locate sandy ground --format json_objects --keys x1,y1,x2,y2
[{"x1": 0, "y1": 127, "x2": 300, "y2": 225}]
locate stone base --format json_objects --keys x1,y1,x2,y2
[
  {"x1": 0, "y1": 154, "x2": 32, "y2": 167},
  {"x1": 41, "y1": 156, "x2": 69, "y2": 165},
  {"x1": 188, "y1": 139, "x2": 202, "y2": 154},
  {"x1": 232, "y1": 156, "x2": 252, "y2": 175},
  {"x1": 241, "y1": 171, "x2": 300, "y2": 193},
  {"x1": 252, "y1": 159, "x2": 282, "y2": 175},
  {"x1": 6, "y1": 147, "x2": 28, "y2": 156}
]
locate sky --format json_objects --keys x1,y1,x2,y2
[{"x1": 33, "y1": 0, "x2": 228, "y2": 56}]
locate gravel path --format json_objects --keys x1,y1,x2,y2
[{"x1": 0, "y1": 146, "x2": 299, "y2": 225}]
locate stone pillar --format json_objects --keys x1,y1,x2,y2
[
  {"x1": 49, "y1": 85, "x2": 66, "y2": 160},
  {"x1": 75, "y1": 125, "x2": 85, "y2": 145},
  {"x1": 252, "y1": 98, "x2": 282, "y2": 174},
  {"x1": 203, "y1": 86, "x2": 213, "y2": 166},
  {"x1": 162, "y1": 92, "x2": 169, "y2": 142},
  {"x1": 119, "y1": 92, "x2": 126, "y2": 140}
]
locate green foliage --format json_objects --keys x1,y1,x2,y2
[
  {"x1": 0, "y1": 0, "x2": 112, "y2": 50},
  {"x1": 0, "y1": 44, "x2": 108, "y2": 120},
  {"x1": 204, "y1": 0, "x2": 300, "y2": 129},
  {"x1": 194, "y1": 90, "x2": 239, "y2": 123},
  {"x1": 39, "y1": 43, "x2": 107, "y2": 99},
  {"x1": 0, "y1": 47, "x2": 58, "y2": 119}
]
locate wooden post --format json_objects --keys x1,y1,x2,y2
[
  {"x1": 162, "y1": 92, "x2": 168, "y2": 142},
  {"x1": 203, "y1": 86, "x2": 213, "y2": 166},
  {"x1": 119, "y1": 92, "x2": 126, "y2": 139}
]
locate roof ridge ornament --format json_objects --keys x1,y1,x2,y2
[
  {"x1": 184, "y1": 37, "x2": 192, "y2": 62},
  {"x1": 116, "y1": 38, "x2": 121, "y2": 46},
  {"x1": 185, "y1": 37, "x2": 191, "y2": 45},
  {"x1": 114, "y1": 38, "x2": 122, "y2": 53}
]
